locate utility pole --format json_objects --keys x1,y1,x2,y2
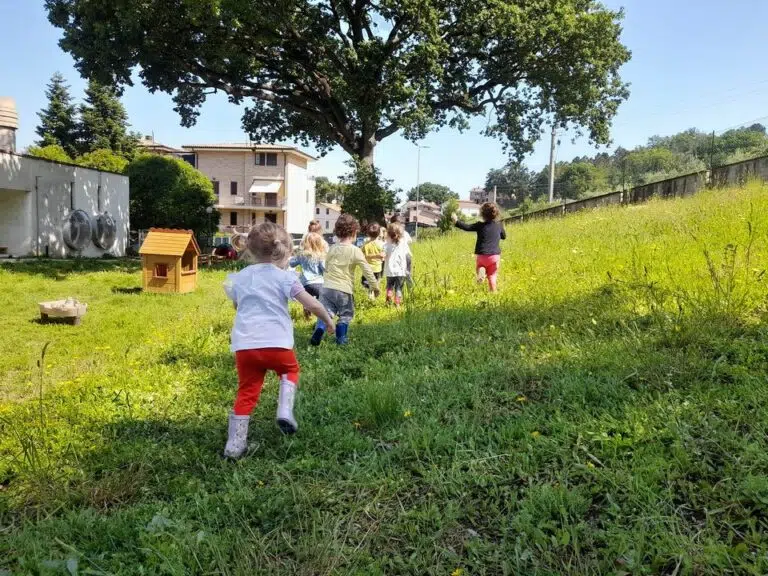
[
  {"x1": 548, "y1": 126, "x2": 557, "y2": 204},
  {"x1": 415, "y1": 144, "x2": 429, "y2": 241},
  {"x1": 491, "y1": 185, "x2": 497, "y2": 204}
]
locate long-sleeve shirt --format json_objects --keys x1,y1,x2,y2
[
  {"x1": 455, "y1": 220, "x2": 506, "y2": 255},
  {"x1": 323, "y1": 243, "x2": 377, "y2": 294},
  {"x1": 289, "y1": 254, "x2": 325, "y2": 286}
]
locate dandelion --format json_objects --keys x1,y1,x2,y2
[
  {"x1": 403, "y1": 410, "x2": 413, "y2": 418},
  {"x1": 451, "y1": 569, "x2": 464, "y2": 576},
  {"x1": 516, "y1": 395, "x2": 527, "y2": 403},
  {"x1": 531, "y1": 431, "x2": 541, "y2": 439}
]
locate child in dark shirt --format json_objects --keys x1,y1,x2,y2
[{"x1": 452, "y1": 202, "x2": 506, "y2": 292}]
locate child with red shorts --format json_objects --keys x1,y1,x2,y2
[
  {"x1": 452, "y1": 202, "x2": 506, "y2": 292},
  {"x1": 222, "y1": 222, "x2": 335, "y2": 459}
]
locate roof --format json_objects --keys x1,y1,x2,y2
[
  {"x1": 457, "y1": 200, "x2": 481, "y2": 208},
  {"x1": 181, "y1": 143, "x2": 316, "y2": 161},
  {"x1": 317, "y1": 202, "x2": 342, "y2": 213},
  {"x1": 402, "y1": 200, "x2": 441, "y2": 210},
  {"x1": 139, "y1": 228, "x2": 201, "y2": 257}
]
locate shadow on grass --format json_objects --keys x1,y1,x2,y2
[
  {"x1": 0, "y1": 258, "x2": 141, "y2": 280},
  {"x1": 111, "y1": 286, "x2": 143, "y2": 295}
]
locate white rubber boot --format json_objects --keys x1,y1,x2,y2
[
  {"x1": 223, "y1": 412, "x2": 250, "y2": 459},
  {"x1": 276, "y1": 378, "x2": 298, "y2": 434}
]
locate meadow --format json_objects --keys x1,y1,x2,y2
[{"x1": 2, "y1": 183, "x2": 768, "y2": 575}]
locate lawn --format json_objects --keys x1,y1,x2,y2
[{"x1": 2, "y1": 184, "x2": 768, "y2": 575}]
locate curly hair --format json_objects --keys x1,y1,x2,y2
[
  {"x1": 334, "y1": 213, "x2": 359, "y2": 239},
  {"x1": 367, "y1": 222, "x2": 381, "y2": 240},
  {"x1": 247, "y1": 222, "x2": 293, "y2": 265},
  {"x1": 481, "y1": 202, "x2": 500, "y2": 222},
  {"x1": 386, "y1": 222, "x2": 404, "y2": 243}
]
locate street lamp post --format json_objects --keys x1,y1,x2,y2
[
  {"x1": 415, "y1": 144, "x2": 430, "y2": 241},
  {"x1": 205, "y1": 206, "x2": 214, "y2": 246}
]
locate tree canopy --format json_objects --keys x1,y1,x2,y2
[
  {"x1": 78, "y1": 149, "x2": 129, "y2": 173},
  {"x1": 36, "y1": 72, "x2": 78, "y2": 157},
  {"x1": 406, "y1": 182, "x2": 458, "y2": 205},
  {"x1": 315, "y1": 176, "x2": 345, "y2": 205},
  {"x1": 47, "y1": 0, "x2": 630, "y2": 164},
  {"x1": 26, "y1": 144, "x2": 73, "y2": 164},
  {"x1": 126, "y1": 155, "x2": 218, "y2": 234},
  {"x1": 77, "y1": 80, "x2": 137, "y2": 157},
  {"x1": 341, "y1": 160, "x2": 398, "y2": 225}
]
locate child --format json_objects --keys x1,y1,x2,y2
[
  {"x1": 390, "y1": 213, "x2": 413, "y2": 288},
  {"x1": 222, "y1": 222, "x2": 335, "y2": 459},
  {"x1": 361, "y1": 223, "x2": 385, "y2": 299},
  {"x1": 301, "y1": 220, "x2": 329, "y2": 253},
  {"x1": 383, "y1": 223, "x2": 410, "y2": 306},
  {"x1": 452, "y1": 202, "x2": 506, "y2": 292},
  {"x1": 289, "y1": 232, "x2": 327, "y2": 318},
  {"x1": 310, "y1": 214, "x2": 379, "y2": 346}
]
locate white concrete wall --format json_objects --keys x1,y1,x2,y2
[
  {"x1": 284, "y1": 156, "x2": 315, "y2": 235},
  {"x1": 0, "y1": 151, "x2": 129, "y2": 257}
]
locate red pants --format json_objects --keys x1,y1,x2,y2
[
  {"x1": 476, "y1": 254, "x2": 501, "y2": 291},
  {"x1": 234, "y1": 349, "x2": 300, "y2": 416}
]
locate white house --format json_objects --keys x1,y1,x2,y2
[
  {"x1": 457, "y1": 200, "x2": 482, "y2": 219},
  {"x1": 0, "y1": 98, "x2": 129, "y2": 258},
  {"x1": 177, "y1": 143, "x2": 316, "y2": 236},
  {"x1": 314, "y1": 201, "x2": 342, "y2": 233}
]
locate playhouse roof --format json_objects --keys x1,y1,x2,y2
[{"x1": 139, "y1": 229, "x2": 201, "y2": 257}]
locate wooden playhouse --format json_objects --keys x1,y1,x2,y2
[{"x1": 139, "y1": 229, "x2": 200, "y2": 294}]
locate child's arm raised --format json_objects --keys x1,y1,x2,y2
[{"x1": 295, "y1": 291, "x2": 336, "y2": 334}]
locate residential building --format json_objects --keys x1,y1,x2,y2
[
  {"x1": 136, "y1": 135, "x2": 183, "y2": 156},
  {"x1": 457, "y1": 200, "x2": 482, "y2": 219},
  {"x1": 401, "y1": 200, "x2": 440, "y2": 228},
  {"x1": 179, "y1": 143, "x2": 316, "y2": 236},
  {"x1": 0, "y1": 98, "x2": 129, "y2": 258},
  {"x1": 469, "y1": 186, "x2": 490, "y2": 204},
  {"x1": 315, "y1": 201, "x2": 342, "y2": 233}
]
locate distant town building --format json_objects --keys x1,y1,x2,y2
[
  {"x1": 457, "y1": 200, "x2": 482, "y2": 219},
  {"x1": 401, "y1": 200, "x2": 441, "y2": 228},
  {"x1": 315, "y1": 201, "x2": 342, "y2": 233}
]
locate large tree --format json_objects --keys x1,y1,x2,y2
[
  {"x1": 315, "y1": 176, "x2": 345, "y2": 204},
  {"x1": 485, "y1": 162, "x2": 537, "y2": 206},
  {"x1": 35, "y1": 72, "x2": 78, "y2": 157},
  {"x1": 341, "y1": 160, "x2": 398, "y2": 225},
  {"x1": 77, "y1": 80, "x2": 137, "y2": 157},
  {"x1": 406, "y1": 182, "x2": 457, "y2": 205},
  {"x1": 47, "y1": 0, "x2": 630, "y2": 165}
]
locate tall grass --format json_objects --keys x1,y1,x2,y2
[{"x1": 2, "y1": 183, "x2": 768, "y2": 574}]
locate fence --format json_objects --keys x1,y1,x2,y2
[{"x1": 504, "y1": 153, "x2": 768, "y2": 225}]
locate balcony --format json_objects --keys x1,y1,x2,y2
[{"x1": 216, "y1": 194, "x2": 286, "y2": 209}]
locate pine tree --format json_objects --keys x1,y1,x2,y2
[
  {"x1": 77, "y1": 80, "x2": 136, "y2": 157},
  {"x1": 35, "y1": 72, "x2": 78, "y2": 157}
]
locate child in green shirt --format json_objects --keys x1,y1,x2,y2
[{"x1": 361, "y1": 223, "x2": 385, "y2": 299}]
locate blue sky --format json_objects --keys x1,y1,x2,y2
[{"x1": 2, "y1": 0, "x2": 768, "y2": 199}]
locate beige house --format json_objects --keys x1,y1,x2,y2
[
  {"x1": 401, "y1": 200, "x2": 441, "y2": 228},
  {"x1": 314, "y1": 201, "x2": 342, "y2": 233},
  {"x1": 457, "y1": 200, "x2": 482, "y2": 218},
  {"x1": 177, "y1": 143, "x2": 316, "y2": 236}
]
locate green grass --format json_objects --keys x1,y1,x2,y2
[{"x1": 3, "y1": 183, "x2": 768, "y2": 574}]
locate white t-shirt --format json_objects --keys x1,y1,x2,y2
[
  {"x1": 224, "y1": 264, "x2": 304, "y2": 352},
  {"x1": 384, "y1": 240, "x2": 410, "y2": 277},
  {"x1": 402, "y1": 230, "x2": 413, "y2": 244}
]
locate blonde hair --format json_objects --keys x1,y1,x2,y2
[
  {"x1": 301, "y1": 232, "x2": 327, "y2": 260},
  {"x1": 247, "y1": 222, "x2": 293, "y2": 265},
  {"x1": 387, "y1": 222, "x2": 404, "y2": 243}
]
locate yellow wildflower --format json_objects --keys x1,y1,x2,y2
[
  {"x1": 353, "y1": 421, "x2": 362, "y2": 429},
  {"x1": 531, "y1": 431, "x2": 541, "y2": 439},
  {"x1": 403, "y1": 410, "x2": 413, "y2": 418},
  {"x1": 451, "y1": 569, "x2": 464, "y2": 576},
  {"x1": 587, "y1": 462, "x2": 595, "y2": 469},
  {"x1": 516, "y1": 395, "x2": 527, "y2": 403}
]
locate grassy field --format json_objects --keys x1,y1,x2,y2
[{"x1": 2, "y1": 183, "x2": 768, "y2": 575}]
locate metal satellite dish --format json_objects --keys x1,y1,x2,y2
[
  {"x1": 93, "y1": 212, "x2": 117, "y2": 249},
  {"x1": 62, "y1": 210, "x2": 92, "y2": 251}
]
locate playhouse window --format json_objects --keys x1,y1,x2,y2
[
  {"x1": 154, "y1": 263, "x2": 168, "y2": 278},
  {"x1": 182, "y1": 252, "x2": 196, "y2": 272}
]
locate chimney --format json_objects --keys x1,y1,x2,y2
[{"x1": 0, "y1": 97, "x2": 18, "y2": 153}]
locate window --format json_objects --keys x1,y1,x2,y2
[
  {"x1": 326, "y1": 208, "x2": 329, "y2": 215},
  {"x1": 325, "y1": 220, "x2": 329, "y2": 230},
  {"x1": 212, "y1": 180, "x2": 220, "y2": 195},
  {"x1": 153, "y1": 263, "x2": 168, "y2": 278},
  {"x1": 230, "y1": 181, "x2": 238, "y2": 195},
  {"x1": 255, "y1": 152, "x2": 278, "y2": 166},
  {"x1": 230, "y1": 212, "x2": 238, "y2": 226},
  {"x1": 265, "y1": 213, "x2": 277, "y2": 223},
  {"x1": 315, "y1": 207, "x2": 320, "y2": 215},
  {"x1": 180, "y1": 153, "x2": 196, "y2": 168},
  {"x1": 182, "y1": 252, "x2": 196, "y2": 272}
]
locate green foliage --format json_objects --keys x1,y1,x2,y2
[
  {"x1": 77, "y1": 80, "x2": 137, "y2": 157},
  {"x1": 126, "y1": 154, "x2": 217, "y2": 234},
  {"x1": 406, "y1": 182, "x2": 458, "y2": 205},
  {"x1": 25, "y1": 144, "x2": 73, "y2": 164},
  {"x1": 340, "y1": 160, "x2": 398, "y2": 225},
  {"x1": 78, "y1": 149, "x2": 129, "y2": 173},
  {"x1": 485, "y1": 162, "x2": 539, "y2": 205},
  {"x1": 35, "y1": 72, "x2": 78, "y2": 157},
  {"x1": 557, "y1": 162, "x2": 608, "y2": 198},
  {"x1": 4, "y1": 185, "x2": 768, "y2": 572},
  {"x1": 314, "y1": 176, "x2": 345, "y2": 204},
  {"x1": 47, "y1": 0, "x2": 630, "y2": 164},
  {"x1": 438, "y1": 197, "x2": 460, "y2": 232}
]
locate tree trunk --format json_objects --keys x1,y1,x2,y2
[{"x1": 360, "y1": 136, "x2": 376, "y2": 166}]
